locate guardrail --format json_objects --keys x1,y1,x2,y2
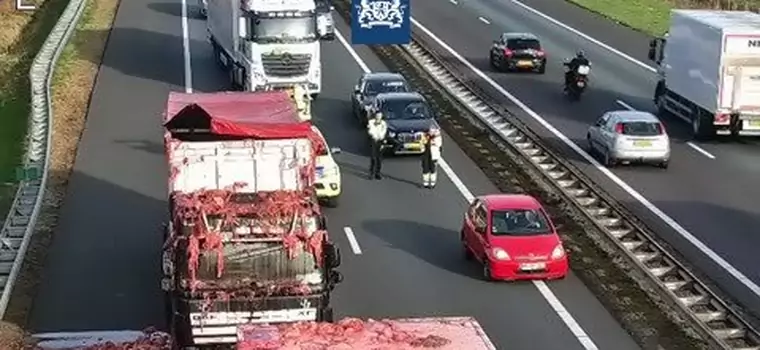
[
  {"x1": 0, "y1": 0, "x2": 89, "y2": 317},
  {"x1": 401, "y1": 30, "x2": 760, "y2": 350}
]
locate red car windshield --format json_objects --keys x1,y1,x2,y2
[{"x1": 490, "y1": 209, "x2": 550, "y2": 236}]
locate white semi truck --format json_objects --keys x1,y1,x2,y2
[
  {"x1": 649, "y1": 10, "x2": 760, "y2": 139},
  {"x1": 206, "y1": 0, "x2": 330, "y2": 97}
]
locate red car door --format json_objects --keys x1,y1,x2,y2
[{"x1": 470, "y1": 202, "x2": 489, "y2": 261}]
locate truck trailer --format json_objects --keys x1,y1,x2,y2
[
  {"x1": 206, "y1": 0, "x2": 328, "y2": 97},
  {"x1": 649, "y1": 10, "x2": 760, "y2": 139},
  {"x1": 161, "y1": 91, "x2": 343, "y2": 348}
]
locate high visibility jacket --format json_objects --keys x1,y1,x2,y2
[{"x1": 367, "y1": 120, "x2": 388, "y2": 142}]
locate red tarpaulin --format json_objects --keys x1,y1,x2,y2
[{"x1": 164, "y1": 91, "x2": 312, "y2": 138}]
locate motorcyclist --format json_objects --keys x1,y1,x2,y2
[{"x1": 564, "y1": 50, "x2": 590, "y2": 90}]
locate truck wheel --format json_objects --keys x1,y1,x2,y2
[
  {"x1": 320, "y1": 307, "x2": 334, "y2": 322},
  {"x1": 310, "y1": 93, "x2": 319, "y2": 100},
  {"x1": 692, "y1": 111, "x2": 714, "y2": 141}
]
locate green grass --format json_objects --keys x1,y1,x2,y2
[
  {"x1": 0, "y1": 0, "x2": 71, "y2": 215},
  {"x1": 566, "y1": 0, "x2": 674, "y2": 35},
  {"x1": 565, "y1": 0, "x2": 760, "y2": 36}
]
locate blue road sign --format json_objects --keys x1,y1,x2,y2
[{"x1": 351, "y1": 0, "x2": 410, "y2": 45}]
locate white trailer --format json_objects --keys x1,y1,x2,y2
[
  {"x1": 206, "y1": 0, "x2": 328, "y2": 97},
  {"x1": 649, "y1": 10, "x2": 760, "y2": 139}
]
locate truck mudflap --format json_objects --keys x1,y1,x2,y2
[
  {"x1": 171, "y1": 293, "x2": 331, "y2": 346},
  {"x1": 236, "y1": 317, "x2": 497, "y2": 350},
  {"x1": 32, "y1": 329, "x2": 171, "y2": 349}
]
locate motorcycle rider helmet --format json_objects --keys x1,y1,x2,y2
[{"x1": 576, "y1": 50, "x2": 585, "y2": 58}]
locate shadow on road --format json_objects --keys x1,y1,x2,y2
[{"x1": 360, "y1": 219, "x2": 482, "y2": 279}]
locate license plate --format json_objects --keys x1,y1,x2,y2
[
  {"x1": 517, "y1": 60, "x2": 532, "y2": 67},
  {"x1": 404, "y1": 143, "x2": 421, "y2": 150},
  {"x1": 520, "y1": 262, "x2": 546, "y2": 271},
  {"x1": 633, "y1": 140, "x2": 652, "y2": 147}
]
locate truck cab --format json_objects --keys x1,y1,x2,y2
[{"x1": 207, "y1": 0, "x2": 328, "y2": 97}]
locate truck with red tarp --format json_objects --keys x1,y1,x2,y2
[{"x1": 161, "y1": 90, "x2": 343, "y2": 348}]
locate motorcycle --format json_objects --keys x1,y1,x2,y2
[{"x1": 563, "y1": 61, "x2": 591, "y2": 100}]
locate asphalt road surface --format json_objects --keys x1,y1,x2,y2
[
  {"x1": 26, "y1": 0, "x2": 639, "y2": 348},
  {"x1": 409, "y1": 0, "x2": 760, "y2": 316}
]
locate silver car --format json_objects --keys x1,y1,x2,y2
[{"x1": 586, "y1": 110, "x2": 670, "y2": 168}]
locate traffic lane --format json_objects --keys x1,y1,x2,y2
[
  {"x1": 500, "y1": 0, "x2": 656, "y2": 65},
  {"x1": 410, "y1": 1, "x2": 760, "y2": 309},
  {"x1": 463, "y1": 0, "x2": 760, "y2": 166},
  {"x1": 416, "y1": 0, "x2": 760, "y2": 288},
  {"x1": 327, "y1": 18, "x2": 639, "y2": 350},
  {"x1": 29, "y1": 0, "x2": 183, "y2": 331}
]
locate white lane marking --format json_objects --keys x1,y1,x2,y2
[
  {"x1": 686, "y1": 143, "x2": 716, "y2": 159},
  {"x1": 449, "y1": 0, "x2": 458, "y2": 4},
  {"x1": 180, "y1": 0, "x2": 192, "y2": 93},
  {"x1": 334, "y1": 28, "x2": 599, "y2": 350},
  {"x1": 614, "y1": 99, "x2": 634, "y2": 111},
  {"x1": 615, "y1": 100, "x2": 717, "y2": 159},
  {"x1": 478, "y1": 16, "x2": 491, "y2": 25},
  {"x1": 508, "y1": 0, "x2": 656, "y2": 73},
  {"x1": 410, "y1": 18, "x2": 760, "y2": 298},
  {"x1": 343, "y1": 227, "x2": 363, "y2": 254}
]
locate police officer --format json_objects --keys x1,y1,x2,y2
[
  {"x1": 367, "y1": 112, "x2": 388, "y2": 180},
  {"x1": 421, "y1": 125, "x2": 443, "y2": 188},
  {"x1": 564, "y1": 50, "x2": 590, "y2": 90}
]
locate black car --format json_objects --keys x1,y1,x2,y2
[
  {"x1": 369, "y1": 92, "x2": 439, "y2": 155},
  {"x1": 489, "y1": 32, "x2": 546, "y2": 74},
  {"x1": 351, "y1": 72, "x2": 410, "y2": 122}
]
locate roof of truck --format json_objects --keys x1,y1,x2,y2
[
  {"x1": 164, "y1": 91, "x2": 312, "y2": 138},
  {"x1": 675, "y1": 10, "x2": 760, "y2": 31}
]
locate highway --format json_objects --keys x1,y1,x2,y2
[
  {"x1": 409, "y1": 0, "x2": 760, "y2": 315},
  {"x1": 25, "y1": 0, "x2": 639, "y2": 348}
]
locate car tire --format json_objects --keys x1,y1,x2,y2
[
  {"x1": 324, "y1": 196, "x2": 339, "y2": 208},
  {"x1": 537, "y1": 63, "x2": 546, "y2": 74},
  {"x1": 603, "y1": 149, "x2": 616, "y2": 168},
  {"x1": 461, "y1": 233, "x2": 473, "y2": 260},
  {"x1": 489, "y1": 53, "x2": 497, "y2": 69},
  {"x1": 586, "y1": 134, "x2": 594, "y2": 154},
  {"x1": 658, "y1": 160, "x2": 669, "y2": 169},
  {"x1": 483, "y1": 261, "x2": 494, "y2": 281}
]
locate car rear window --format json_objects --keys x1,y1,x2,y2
[
  {"x1": 619, "y1": 121, "x2": 661, "y2": 136},
  {"x1": 507, "y1": 39, "x2": 541, "y2": 50},
  {"x1": 490, "y1": 209, "x2": 550, "y2": 236},
  {"x1": 364, "y1": 80, "x2": 408, "y2": 96}
]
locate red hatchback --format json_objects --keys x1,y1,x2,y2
[{"x1": 460, "y1": 194, "x2": 569, "y2": 281}]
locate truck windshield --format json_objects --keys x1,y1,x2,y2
[{"x1": 250, "y1": 16, "x2": 317, "y2": 43}]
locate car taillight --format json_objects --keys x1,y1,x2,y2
[
  {"x1": 503, "y1": 49, "x2": 513, "y2": 57},
  {"x1": 714, "y1": 113, "x2": 730, "y2": 124},
  {"x1": 535, "y1": 50, "x2": 545, "y2": 57},
  {"x1": 614, "y1": 123, "x2": 624, "y2": 134},
  {"x1": 656, "y1": 122, "x2": 665, "y2": 135}
]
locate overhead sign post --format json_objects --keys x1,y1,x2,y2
[{"x1": 351, "y1": 0, "x2": 410, "y2": 45}]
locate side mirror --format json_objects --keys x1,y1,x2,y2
[
  {"x1": 330, "y1": 147, "x2": 342, "y2": 154},
  {"x1": 238, "y1": 17, "x2": 247, "y2": 38},
  {"x1": 325, "y1": 241, "x2": 341, "y2": 268}
]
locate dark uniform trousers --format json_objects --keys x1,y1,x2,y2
[{"x1": 369, "y1": 140, "x2": 383, "y2": 177}]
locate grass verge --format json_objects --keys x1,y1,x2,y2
[
  {"x1": 564, "y1": 0, "x2": 760, "y2": 36},
  {"x1": 0, "y1": 0, "x2": 69, "y2": 224},
  {"x1": 0, "y1": 0, "x2": 121, "y2": 332}
]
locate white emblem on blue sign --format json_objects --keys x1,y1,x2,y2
[{"x1": 356, "y1": 0, "x2": 406, "y2": 29}]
